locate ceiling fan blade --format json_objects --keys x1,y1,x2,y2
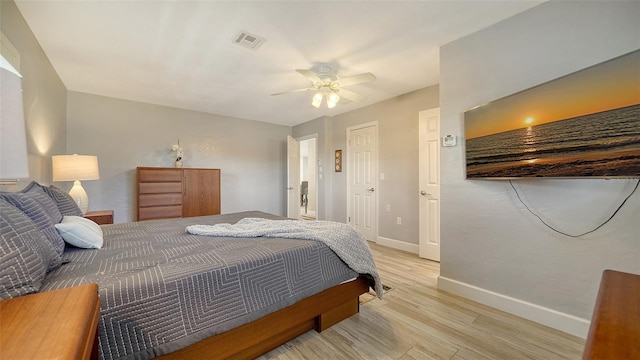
[
  {"x1": 271, "y1": 87, "x2": 314, "y2": 96},
  {"x1": 337, "y1": 88, "x2": 365, "y2": 102},
  {"x1": 295, "y1": 69, "x2": 324, "y2": 84},
  {"x1": 333, "y1": 72, "x2": 376, "y2": 87}
]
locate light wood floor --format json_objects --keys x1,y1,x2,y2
[{"x1": 259, "y1": 243, "x2": 585, "y2": 360}]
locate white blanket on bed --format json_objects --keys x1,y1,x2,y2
[{"x1": 186, "y1": 218, "x2": 383, "y2": 298}]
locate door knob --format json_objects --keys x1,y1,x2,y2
[
  {"x1": 367, "y1": 187, "x2": 375, "y2": 192},
  {"x1": 420, "y1": 191, "x2": 431, "y2": 196},
  {"x1": 287, "y1": 186, "x2": 294, "y2": 190}
]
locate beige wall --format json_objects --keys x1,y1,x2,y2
[
  {"x1": 67, "y1": 91, "x2": 291, "y2": 223},
  {"x1": 0, "y1": 0, "x2": 67, "y2": 191},
  {"x1": 439, "y1": 0, "x2": 639, "y2": 336}
]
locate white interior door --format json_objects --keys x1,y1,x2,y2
[
  {"x1": 287, "y1": 135, "x2": 300, "y2": 219},
  {"x1": 419, "y1": 108, "x2": 441, "y2": 261},
  {"x1": 347, "y1": 124, "x2": 377, "y2": 241}
]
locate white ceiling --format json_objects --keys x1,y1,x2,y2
[{"x1": 15, "y1": 1, "x2": 543, "y2": 127}]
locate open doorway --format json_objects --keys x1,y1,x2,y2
[{"x1": 299, "y1": 137, "x2": 317, "y2": 220}]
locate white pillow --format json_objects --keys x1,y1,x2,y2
[{"x1": 54, "y1": 216, "x2": 104, "y2": 249}]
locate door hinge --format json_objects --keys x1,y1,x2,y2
[{"x1": 348, "y1": 216, "x2": 351, "y2": 222}]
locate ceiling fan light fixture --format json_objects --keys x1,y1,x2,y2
[
  {"x1": 327, "y1": 92, "x2": 340, "y2": 109},
  {"x1": 274, "y1": 67, "x2": 375, "y2": 109},
  {"x1": 311, "y1": 92, "x2": 323, "y2": 108}
]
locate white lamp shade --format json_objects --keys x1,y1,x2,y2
[
  {"x1": 0, "y1": 55, "x2": 29, "y2": 180},
  {"x1": 52, "y1": 154, "x2": 100, "y2": 181}
]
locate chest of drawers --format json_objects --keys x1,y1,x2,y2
[{"x1": 136, "y1": 167, "x2": 220, "y2": 221}]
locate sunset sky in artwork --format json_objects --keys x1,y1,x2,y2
[{"x1": 465, "y1": 50, "x2": 640, "y2": 139}]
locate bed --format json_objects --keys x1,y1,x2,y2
[{"x1": 0, "y1": 182, "x2": 381, "y2": 360}]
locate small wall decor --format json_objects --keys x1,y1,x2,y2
[{"x1": 334, "y1": 149, "x2": 342, "y2": 172}]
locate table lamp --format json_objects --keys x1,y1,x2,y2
[{"x1": 52, "y1": 154, "x2": 99, "y2": 214}]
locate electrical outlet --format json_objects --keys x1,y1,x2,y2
[
  {"x1": 396, "y1": 217, "x2": 401, "y2": 225},
  {"x1": 386, "y1": 204, "x2": 391, "y2": 212}
]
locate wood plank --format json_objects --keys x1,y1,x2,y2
[{"x1": 582, "y1": 269, "x2": 640, "y2": 360}]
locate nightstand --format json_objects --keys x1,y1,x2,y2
[
  {"x1": 0, "y1": 283, "x2": 100, "y2": 360},
  {"x1": 84, "y1": 210, "x2": 114, "y2": 225}
]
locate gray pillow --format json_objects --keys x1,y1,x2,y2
[
  {"x1": 41, "y1": 184, "x2": 84, "y2": 217},
  {"x1": 0, "y1": 182, "x2": 66, "y2": 255},
  {"x1": 0, "y1": 199, "x2": 62, "y2": 299}
]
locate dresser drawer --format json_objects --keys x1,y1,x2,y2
[
  {"x1": 139, "y1": 182, "x2": 182, "y2": 194},
  {"x1": 138, "y1": 206, "x2": 182, "y2": 221},
  {"x1": 138, "y1": 168, "x2": 183, "y2": 182},
  {"x1": 139, "y1": 194, "x2": 182, "y2": 207}
]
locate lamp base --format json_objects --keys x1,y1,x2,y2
[{"x1": 68, "y1": 180, "x2": 89, "y2": 214}]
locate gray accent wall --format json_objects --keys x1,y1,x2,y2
[
  {"x1": 294, "y1": 86, "x2": 439, "y2": 245},
  {"x1": 293, "y1": 116, "x2": 332, "y2": 220},
  {"x1": 67, "y1": 91, "x2": 291, "y2": 223},
  {"x1": 0, "y1": 1, "x2": 67, "y2": 191},
  {"x1": 439, "y1": 0, "x2": 640, "y2": 321}
]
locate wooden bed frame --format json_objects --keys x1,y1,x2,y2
[{"x1": 156, "y1": 276, "x2": 369, "y2": 359}]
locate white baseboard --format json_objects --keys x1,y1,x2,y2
[
  {"x1": 376, "y1": 236, "x2": 419, "y2": 254},
  {"x1": 437, "y1": 276, "x2": 590, "y2": 339}
]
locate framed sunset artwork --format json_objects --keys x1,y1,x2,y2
[{"x1": 464, "y1": 50, "x2": 640, "y2": 179}]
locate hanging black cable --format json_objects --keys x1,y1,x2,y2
[{"x1": 509, "y1": 179, "x2": 639, "y2": 238}]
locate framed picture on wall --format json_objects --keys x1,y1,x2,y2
[
  {"x1": 464, "y1": 49, "x2": 640, "y2": 178},
  {"x1": 335, "y1": 150, "x2": 342, "y2": 172}
]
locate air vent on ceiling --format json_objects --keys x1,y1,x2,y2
[{"x1": 232, "y1": 30, "x2": 266, "y2": 51}]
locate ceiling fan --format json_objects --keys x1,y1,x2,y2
[{"x1": 272, "y1": 65, "x2": 376, "y2": 109}]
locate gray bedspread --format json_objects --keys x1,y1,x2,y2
[
  {"x1": 186, "y1": 217, "x2": 383, "y2": 297},
  {"x1": 41, "y1": 211, "x2": 366, "y2": 360}
]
